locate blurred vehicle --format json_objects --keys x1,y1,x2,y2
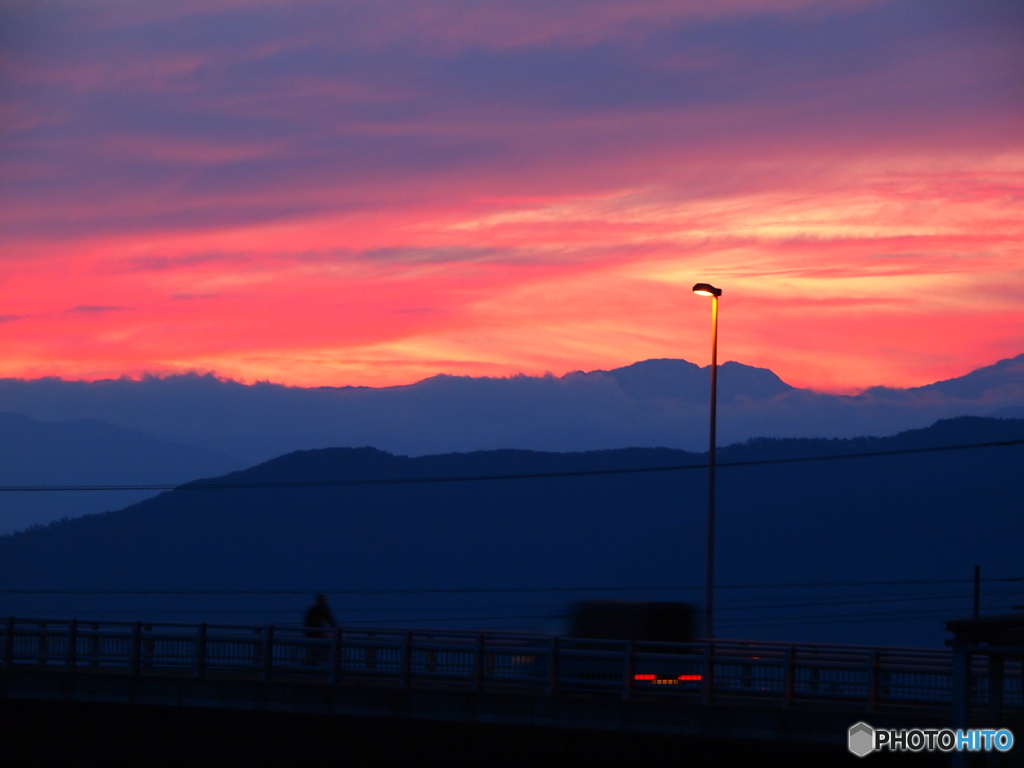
[
  {"x1": 568, "y1": 600, "x2": 696, "y2": 642},
  {"x1": 540, "y1": 601, "x2": 703, "y2": 690}
]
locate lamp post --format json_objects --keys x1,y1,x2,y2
[{"x1": 692, "y1": 282, "x2": 721, "y2": 640}]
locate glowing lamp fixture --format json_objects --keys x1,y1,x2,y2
[{"x1": 692, "y1": 283, "x2": 722, "y2": 297}]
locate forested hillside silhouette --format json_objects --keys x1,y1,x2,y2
[{"x1": 1, "y1": 416, "x2": 1021, "y2": 648}]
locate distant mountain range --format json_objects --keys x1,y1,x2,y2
[
  {"x1": 0, "y1": 354, "x2": 1022, "y2": 467},
  {"x1": 0, "y1": 354, "x2": 1022, "y2": 534},
  {"x1": 2, "y1": 416, "x2": 1022, "y2": 649},
  {"x1": 0, "y1": 413, "x2": 241, "y2": 535}
]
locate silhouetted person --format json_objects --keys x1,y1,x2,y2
[{"x1": 304, "y1": 594, "x2": 337, "y2": 666}]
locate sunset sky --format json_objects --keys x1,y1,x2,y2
[{"x1": 1, "y1": 0, "x2": 1022, "y2": 392}]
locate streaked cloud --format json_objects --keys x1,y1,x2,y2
[{"x1": 65, "y1": 305, "x2": 131, "y2": 314}]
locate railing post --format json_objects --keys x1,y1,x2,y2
[
  {"x1": 366, "y1": 632, "x2": 377, "y2": 671},
  {"x1": 142, "y1": 625, "x2": 154, "y2": 668},
  {"x1": 330, "y1": 627, "x2": 343, "y2": 685},
  {"x1": 622, "y1": 640, "x2": 634, "y2": 700},
  {"x1": 130, "y1": 621, "x2": 141, "y2": 675},
  {"x1": 262, "y1": 625, "x2": 274, "y2": 683},
  {"x1": 473, "y1": 633, "x2": 485, "y2": 691},
  {"x1": 401, "y1": 630, "x2": 413, "y2": 688},
  {"x1": 784, "y1": 645, "x2": 796, "y2": 707},
  {"x1": 426, "y1": 635, "x2": 437, "y2": 675},
  {"x1": 951, "y1": 648, "x2": 970, "y2": 768},
  {"x1": 90, "y1": 622, "x2": 100, "y2": 666},
  {"x1": 547, "y1": 636, "x2": 559, "y2": 695},
  {"x1": 703, "y1": 640, "x2": 715, "y2": 704},
  {"x1": 37, "y1": 622, "x2": 48, "y2": 665},
  {"x1": 195, "y1": 623, "x2": 207, "y2": 678},
  {"x1": 65, "y1": 619, "x2": 78, "y2": 672},
  {"x1": 988, "y1": 654, "x2": 1004, "y2": 723},
  {"x1": 4, "y1": 617, "x2": 15, "y2": 668},
  {"x1": 868, "y1": 650, "x2": 880, "y2": 711}
]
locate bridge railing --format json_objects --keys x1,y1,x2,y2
[{"x1": 1, "y1": 617, "x2": 1019, "y2": 711}]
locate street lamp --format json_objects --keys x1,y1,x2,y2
[{"x1": 692, "y1": 282, "x2": 721, "y2": 640}]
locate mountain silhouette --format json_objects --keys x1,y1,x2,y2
[
  {"x1": 0, "y1": 354, "x2": 1021, "y2": 467},
  {"x1": 574, "y1": 359, "x2": 794, "y2": 403},
  {"x1": 1, "y1": 416, "x2": 1020, "y2": 649},
  {"x1": 0, "y1": 412, "x2": 242, "y2": 534}
]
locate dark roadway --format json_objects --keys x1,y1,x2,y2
[{"x1": 0, "y1": 698, "x2": 960, "y2": 768}]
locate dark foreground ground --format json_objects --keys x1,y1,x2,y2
[{"x1": 0, "y1": 698, "x2": 975, "y2": 767}]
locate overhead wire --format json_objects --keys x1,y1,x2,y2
[
  {"x1": 1, "y1": 577, "x2": 1020, "y2": 596},
  {"x1": 718, "y1": 603, "x2": 1024, "y2": 628},
  {"x1": 0, "y1": 436, "x2": 1021, "y2": 492}
]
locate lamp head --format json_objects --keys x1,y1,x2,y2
[{"x1": 692, "y1": 283, "x2": 722, "y2": 297}]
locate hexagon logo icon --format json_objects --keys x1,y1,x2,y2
[{"x1": 848, "y1": 722, "x2": 875, "y2": 757}]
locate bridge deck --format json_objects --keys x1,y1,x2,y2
[{"x1": 2, "y1": 617, "x2": 1020, "y2": 748}]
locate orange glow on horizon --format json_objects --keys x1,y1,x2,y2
[{"x1": 5, "y1": 167, "x2": 1018, "y2": 394}]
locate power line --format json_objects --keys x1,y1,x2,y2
[
  {"x1": 0, "y1": 586, "x2": 683, "y2": 596},
  {"x1": 718, "y1": 602, "x2": 1024, "y2": 628},
  {"x1": 0, "y1": 437, "x2": 1021, "y2": 492},
  {"x1": 13, "y1": 591, "x2": 1021, "y2": 616},
  {"x1": 717, "y1": 588, "x2": 1024, "y2": 613},
  {"x1": 2, "y1": 577, "x2": 1019, "y2": 596}
]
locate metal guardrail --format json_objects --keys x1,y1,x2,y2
[{"x1": 1, "y1": 617, "x2": 1020, "y2": 710}]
